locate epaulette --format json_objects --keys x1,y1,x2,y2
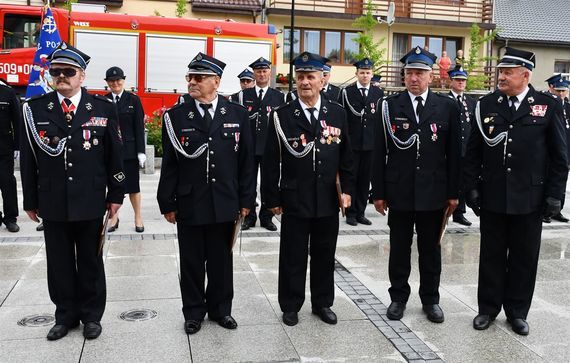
[
  {"x1": 478, "y1": 90, "x2": 496, "y2": 100},
  {"x1": 274, "y1": 100, "x2": 294, "y2": 111},
  {"x1": 325, "y1": 98, "x2": 343, "y2": 108},
  {"x1": 228, "y1": 100, "x2": 247, "y2": 109},
  {"x1": 28, "y1": 92, "x2": 49, "y2": 101},
  {"x1": 166, "y1": 102, "x2": 185, "y2": 113},
  {"x1": 538, "y1": 90, "x2": 558, "y2": 99},
  {"x1": 93, "y1": 94, "x2": 113, "y2": 103},
  {"x1": 384, "y1": 92, "x2": 401, "y2": 100}
]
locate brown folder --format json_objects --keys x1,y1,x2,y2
[
  {"x1": 336, "y1": 173, "x2": 345, "y2": 217},
  {"x1": 98, "y1": 210, "x2": 110, "y2": 256},
  {"x1": 231, "y1": 214, "x2": 244, "y2": 251}
]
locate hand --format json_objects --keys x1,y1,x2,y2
[
  {"x1": 26, "y1": 209, "x2": 40, "y2": 222},
  {"x1": 543, "y1": 197, "x2": 562, "y2": 218},
  {"x1": 446, "y1": 199, "x2": 459, "y2": 217},
  {"x1": 373, "y1": 200, "x2": 388, "y2": 216},
  {"x1": 270, "y1": 207, "x2": 282, "y2": 215},
  {"x1": 341, "y1": 193, "x2": 351, "y2": 209},
  {"x1": 164, "y1": 211, "x2": 177, "y2": 224},
  {"x1": 14, "y1": 150, "x2": 19, "y2": 160},
  {"x1": 137, "y1": 153, "x2": 147, "y2": 168},
  {"x1": 465, "y1": 189, "x2": 481, "y2": 216},
  {"x1": 107, "y1": 203, "x2": 122, "y2": 218},
  {"x1": 240, "y1": 208, "x2": 250, "y2": 218}
]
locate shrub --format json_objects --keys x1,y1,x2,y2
[{"x1": 145, "y1": 106, "x2": 166, "y2": 157}]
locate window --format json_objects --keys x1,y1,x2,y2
[
  {"x1": 554, "y1": 61, "x2": 570, "y2": 79},
  {"x1": 2, "y1": 14, "x2": 41, "y2": 49},
  {"x1": 284, "y1": 28, "x2": 359, "y2": 65},
  {"x1": 394, "y1": 33, "x2": 462, "y2": 63}
]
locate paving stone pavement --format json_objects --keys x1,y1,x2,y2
[{"x1": 1, "y1": 171, "x2": 569, "y2": 362}]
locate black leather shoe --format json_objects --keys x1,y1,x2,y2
[
  {"x1": 241, "y1": 219, "x2": 255, "y2": 231},
  {"x1": 260, "y1": 221, "x2": 277, "y2": 231},
  {"x1": 36, "y1": 222, "x2": 44, "y2": 231},
  {"x1": 473, "y1": 314, "x2": 495, "y2": 330},
  {"x1": 423, "y1": 304, "x2": 444, "y2": 323},
  {"x1": 213, "y1": 315, "x2": 237, "y2": 330},
  {"x1": 508, "y1": 318, "x2": 529, "y2": 336},
  {"x1": 184, "y1": 319, "x2": 202, "y2": 334},
  {"x1": 542, "y1": 216, "x2": 552, "y2": 223},
  {"x1": 312, "y1": 307, "x2": 337, "y2": 324},
  {"x1": 135, "y1": 225, "x2": 145, "y2": 233},
  {"x1": 356, "y1": 216, "x2": 372, "y2": 225},
  {"x1": 282, "y1": 312, "x2": 298, "y2": 326},
  {"x1": 552, "y1": 213, "x2": 569, "y2": 223},
  {"x1": 5, "y1": 221, "x2": 19, "y2": 232},
  {"x1": 47, "y1": 325, "x2": 69, "y2": 341},
  {"x1": 83, "y1": 321, "x2": 102, "y2": 339},
  {"x1": 108, "y1": 219, "x2": 119, "y2": 232},
  {"x1": 453, "y1": 214, "x2": 472, "y2": 226},
  {"x1": 386, "y1": 302, "x2": 406, "y2": 320},
  {"x1": 346, "y1": 217, "x2": 357, "y2": 226}
]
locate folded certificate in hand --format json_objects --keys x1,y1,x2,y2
[
  {"x1": 231, "y1": 214, "x2": 244, "y2": 251},
  {"x1": 98, "y1": 211, "x2": 110, "y2": 256},
  {"x1": 336, "y1": 173, "x2": 345, "y2": 217}
]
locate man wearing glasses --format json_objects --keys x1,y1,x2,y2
[
  {"x1": 229, "y1": 68, "x2": 255, "y2": 104},
  {"x1": 157, "y1": 53, "x2": 255, "y2": 335},
  {"x1": 19, "y1": 42, "x2": 124, "y2": 341}
]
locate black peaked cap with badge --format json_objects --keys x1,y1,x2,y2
[
  {"x1": 48, "y1": 42, "x2": 90, "y2": 70},
  {"x1": 237, "y1": 69, "x2": 254, "y2": 80},
  {"x1": 187, "y1": 52, "x2": 226, "y2": 77},
  {"x1": 400, "y1": 46, "x2": 437, "y2": 70},
  {"x1": 105, "y1": 66, "x2": 125, "y2": 81},
  {"x1": 497, "y1": 47, "x2": 535, "y2": 71},
  {"x1": 353, "y1": 58, "x2": 374, "y2": 70},
  {"x1": 249, "y1": 57, "x2": 271, "y2": 70},
  {"x1": 293, "y1": 52, "x2": 326, "y2": 72}
]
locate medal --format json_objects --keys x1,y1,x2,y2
[
  {"x1": 320, "y1": 137, "x2": 326, "y2": 144},
  {"x1": 403, "y1": 122, "x2": 409, "y2": 130},
  {"x1": 488, "y1": 126, "x2": 494, "y2": 135},
  {"x1": 430, "y1": 123, "x2": 438, "y2": 141},
  {"x1": 300, "y1": 133, "x2": 307, "y2": 146},
  {"x1": 83, "y1": 140, "x2": 91, "y2": 150},
  {"x1": 83, "y1": 130, "x2": 92, "y2": 150},
  {"x1": 292, "y1": 141, "x2": 298, "y2": 148},
  {"x1": 52, "y1": 136, "x2": 60, "y2": 144},
  {"x1": 93, "y1": 138, "x2": 99, "y2": 146}
]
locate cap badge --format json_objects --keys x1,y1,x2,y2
[
  {"x1": 415, "y1": 47, "x2": 421, "y2": 54},
  {"x1": 365, "y1": 59, "x2": 369, "y2": 65},
  {"x1": 196, "y1": 54, "x2": 202, "y2": 61},
  {"x1": 302, "y1": 54, "x2": 308, "y2": 62},
  {"x1": 258, "y1": 57, "x2": 263, "y2": 62},
  {"x1": 61, "y1": 43, "x2": 67, "y2": 50}
]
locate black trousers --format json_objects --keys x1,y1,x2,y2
[
  {"x1": 453, "y1": 157, "x2": 466, "y2": 216},
  {"x1": 387, "y1": 209, "x2": 444, "y2": 305},
  {"x1": 346, "y1": 150, "x2": 372, "y2": 219},
  {"x1": 245, "y1": 155, "x2": 273, "y2": 225},
  {"x1": 478, "y1": 210, "x2": 542, "y2": 320},
  {"x1": 0, "y1": 155, "x2": 18, "y2": 223},
  {"x1": 177, "y1": 222, "x2": 234, "y2": 321},
  {"x1": 43, "y1": 218, "x2": 105, "y2": 326},
  {"x1": 278, "y1": 214, "x2": 339, "y2": 312}
]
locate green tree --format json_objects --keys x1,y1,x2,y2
[
  {"x1": 465, "y1": 23, "x2": 497, "y2": 91},
  {"x1": 175, "y1": 0, "x2": 188, "y2": 18},
  {"x1": 351, "y1": 0, "x2": 386, "y2": 66}
]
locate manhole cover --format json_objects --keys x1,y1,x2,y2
[
  {"x1": 119, "y1": 309, "x2": 158, "y2": 322},
  {"x1": 17, "y1": 314, "x2": 55, "y2": 327}
]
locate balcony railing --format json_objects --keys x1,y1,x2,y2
[{"x1": 268, "y1": 0, "x2": 494, "y2": 24}]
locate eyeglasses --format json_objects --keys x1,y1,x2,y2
[
  {"x1": 48, "y1": 68, "x2": 78, "y2": 78},
  {"x1": 240, "y1": 79, "x2": 253, "y2": 83},
  {"x1": 185, "y1": 74, "x2": 214, "y2": 82}
]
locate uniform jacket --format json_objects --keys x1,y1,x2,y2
[
  {"x1": 262, "y1": 97, "x2": 355, "y2": 218},
  {"x1": 340, "y1": 83, "x2": 384, "y2": 151},
  {"x1": 106, "y1": 91, "x2": 145, "y2": 160},
  {"x1": 157, "y1": 95, "x2": 255, "y2": 225},
  {"x1": 323, "y1": 83, "x2": 341, "y2": 103},
  {"x1": 241, "y1": 87, "x2": 284, "y2": 156},
  {"x1": 463, "y1": 86, "x2": 568, "y2": 215},
  {"x1": 0, "y1": 84, "x2": 21, "y2": 154},
  {"x1": 371, "y1": 90, "x2": 461, "y2": 211},
  {"x1": 20, "y1": 89, "x2": 125, "y2": 221},
  {"x1": 447, "y1": 91, "x2": 476, "y2": 157},
  {"x1": 563, "y1": 100, "x2": 570, "y2": 160}
]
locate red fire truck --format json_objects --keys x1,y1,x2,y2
[{"x1": 0, "y1": 5, "x2": 277, "y2": 112}]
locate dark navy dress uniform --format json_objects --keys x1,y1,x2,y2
[
  {"x1": 20, "y1": 87, "x2": 124, "y2": 326},
  {"x1": 105, "y1": 90, "x2": 145, "y2": 193},
  {"x1": 0, "y1": 82, "x2": 21, "y2": 226},
  {"x1": 340, "y1": 59, "x2": 384, "y2": 222},
  {"x1": 323, "y1": 83, "x2": 341, "y2": 102},
  {"x1": 157, "y1": 53, "x2": 255, "y2": 322},
  {"x1": 240, "y1": 74, "x2": 284, "y2": 227},
  {"x1": 463, "y1": 86, "x2": 568, "y2": 321},
  {"x1": 372, "y1": 89, "x2": 461, "y2": 305},
  {"x1": 262, "y1": 53, "x2": 354, "y2": 314}
]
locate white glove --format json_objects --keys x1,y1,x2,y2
[
  {"x1": 137, "y1": 153, "x2": 147, "y2": 168},
  {"x1": 14, "y1": 150, "x2": 19, "y2": 160}
]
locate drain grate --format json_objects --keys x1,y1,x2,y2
[
  {"x1": 17, "y1": 314, "x2": 55, "y2": 327},
  {"x1": 119, "y1": 309, "x2": 158, "y2": 322}
]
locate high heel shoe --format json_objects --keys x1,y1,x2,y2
[
  {"x1": 108, "y1": 219, "x2": 119, "y2": 232},
  {"x1": 135, "y1": 225, "x2": 144, "y2": 233}
]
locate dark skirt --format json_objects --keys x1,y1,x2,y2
[{"x1": 123, "y1": 159, "x2": 140, "y2": 194}]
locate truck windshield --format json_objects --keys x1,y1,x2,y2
[{"x1": 2, "y1": 14, "x2": 41, "y2": 49}]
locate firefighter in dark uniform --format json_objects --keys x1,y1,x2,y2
[
  {"x1": 447, "y1": 65, "x2": 476, "y2": 226},
  {"x1": 105, "y1": 66, "x2": 146, "y2": 233},
  {"x1": 464, "y1": 48, "x2": 568, "y2": 335},
  {"x1": 543, "y1": 74, "x2": 570, "y2": 223},
  {"x1": 322, "y1": 63, "x2": 341, "y2": 101},
  {"x1": 371, "y1": 46, "x2": 461, "y2": 323},
  {"x1": 240, "y1": 57, "x2": 284, "y2": 231},
  {"x1": 340, "y1": 57, "x2": 384, "y2": 226},
  {"x1": 262, "y1": 52, "x2": 354, "y2": 327},
  {"x1": 19, "y1": 42, "x2": 124, "y2": 341},
  {"x1": 157, "y1": 53, "x2": 255, "y2": 335},
  {"x1": 0, "y1": 80, "x2": 21, "y2": 232},
  {"x1": 371, "y1": 74, "x2": 382, "y2": 89},
  {"x1": 229, "y1": 68, "x2": 255, "y2": 104}
]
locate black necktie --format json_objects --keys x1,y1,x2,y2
[
  {"x1": 115, "y1": 95, "x2": 120, "y2": 103},
  {"x1": 258, "y1": 89, "x2": 264, "y2": 102},
  {"x1": 415, "y1": 96, "x2": 424, "y2": 119},
  {"x1": 199, "y1": 103, "x2": 213, "y2": 126},
  {"x1": 509, "y1": 96, "x2": 518, "y2": 115},
  {"x1": 360, "y1": 88, "x2": 367, "y2": 100},
  {"x1": 457, "y1": 94, "x2": 462, "y2": 106},
  {"x1": 306, "y1": 107, "x2": 318, "y2": 126}
]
